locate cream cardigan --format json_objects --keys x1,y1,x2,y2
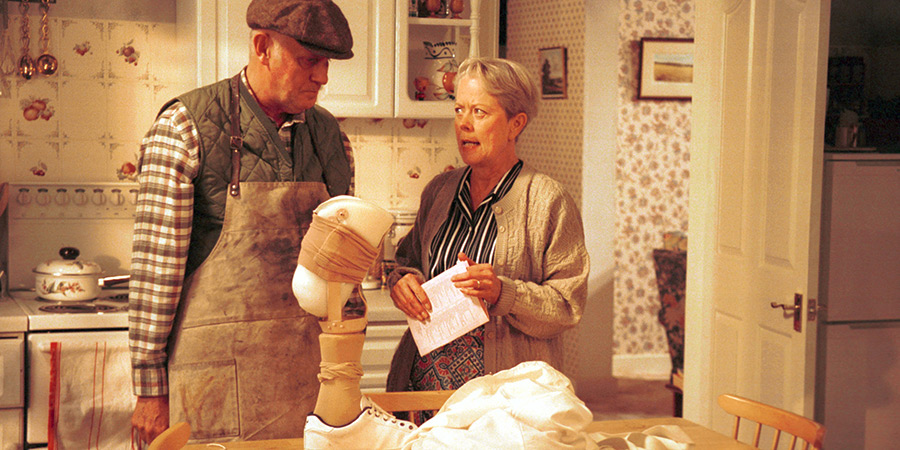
[{"x1": 386, "y1": 164, "x2": 590, "y2": 391}]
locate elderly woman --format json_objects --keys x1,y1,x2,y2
[{"x1": 386, "y1": 57, "x2": 589, "y2": 418}]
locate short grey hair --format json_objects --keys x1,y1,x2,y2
[{"x1": 456, "y1": 57, "x2": 539, "y2": 124}]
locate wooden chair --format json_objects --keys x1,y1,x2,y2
[
  {"x1": 148, "y1": 422, "x2": 191, "y2": 450},
  {"x1": 717, "y1": 394, "x2": 826, "y2": 450},
  {"x1": 365, "y1": 390, "x2": 457, "y2": 413}
]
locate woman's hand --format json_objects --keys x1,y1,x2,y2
[
  {"x1": 390, "y1": 272, "x2": 432, "y2": 321},
  {"x1": 452, "y1": 252, "x2": 501, "y2": 306}
]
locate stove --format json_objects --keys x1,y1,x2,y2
[
  {"x1": 3, "y1": 182, "x2": 137, "y2": 448},
  {"x1": 9, "y1": 288, "x2": 129, "y2": 331}
]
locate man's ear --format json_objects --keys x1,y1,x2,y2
[{"x1": 251, "y1": 31, "x2": 272, "y2": 65}]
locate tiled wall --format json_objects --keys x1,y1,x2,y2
[
  {"x1": 614, "y1": 0, "x2": 694, "y2": 356},
  {"x1": 0, "y1": 14, "x2": 192, "y2": 183},
  {"x1": 0, "y1": 13, "x2": 458, "y2": 210},
  {"x1": 340, "y1": 118, "x2": 462, "y2": 211}
]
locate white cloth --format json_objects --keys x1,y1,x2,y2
[
  {"x1": 399, "y1": 361, "x2": 693, "y2": 450},
  {"x1": 590, "y1": 425, "x2": 694, "y2": 450},
  {"x1": 51, "y1": 340, "x2": 135, "y2": 450},
  {"x1": 400, "y1": 361, "x2": 596, "y2": 449}
]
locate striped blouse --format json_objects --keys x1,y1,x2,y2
[{"x1": 427, "y1": 160, "x2": 524, "y2": 276}]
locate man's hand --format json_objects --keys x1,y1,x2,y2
[{"x1": 132, "y1": 395, "x2": 170, "y2": 445}]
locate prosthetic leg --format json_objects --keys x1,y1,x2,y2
[{"x1": 293, "y1": 196, "x2": 415, "y2": 449}]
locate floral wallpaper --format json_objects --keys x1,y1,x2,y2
[{"x1": 614, "y1": 0, "x2": 694, "y2": 356}]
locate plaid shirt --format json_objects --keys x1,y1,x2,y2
[{"x1": 129, "y1": 73, "x2": 354, "y2": 396}]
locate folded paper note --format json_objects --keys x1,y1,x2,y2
[{"x1": 408, "y1": 260, "x2": 490, "y2": 356}]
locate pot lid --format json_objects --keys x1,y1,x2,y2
[{"x1": 33, "y1": 247, "x2": 103, "y2": 276}]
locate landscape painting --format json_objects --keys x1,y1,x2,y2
[{"x1": 638, "y1": 38, "x2": 694, "y2": 100}]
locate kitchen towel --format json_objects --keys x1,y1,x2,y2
[{"x1": 48, "y1": 340, "x2": 135, "y2": 450}]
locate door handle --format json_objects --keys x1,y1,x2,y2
[
  {"x1": 770, "y1": 293, "x2": 803, "y2": 332},
  {"x1": 770, "y1": 302, "x2": 801, "y2": 312}
]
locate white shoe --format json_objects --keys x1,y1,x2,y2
[{"x1": 304, "y1": 406, "x2": 417, "y2": 449}]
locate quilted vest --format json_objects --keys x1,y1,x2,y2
[{"x1": 162, "y1": 74, "x2": 351, "y2": 275}]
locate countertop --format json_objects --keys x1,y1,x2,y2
[
  {"x1": 0, "y1": 295, "x2": 29, "y2": 333},
  {"x1": 362, "y1": 287, "x2": 407, "y2": 323},
  {"x1": 825, "y1": 150, "x2": 900, "y2": 161}
]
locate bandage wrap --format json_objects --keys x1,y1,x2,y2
[{"x1": 298, "y1": 214, "x2": 379, "y2": 284}]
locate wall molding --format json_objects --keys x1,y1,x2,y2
[{"x1": 612, "y1": 353, "x2": 671, "y2": 380}]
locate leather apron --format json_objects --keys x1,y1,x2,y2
[{"x1": 167, "y1": 76, "x2": 331, "y2": 442}]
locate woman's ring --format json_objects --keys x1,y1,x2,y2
[{"x1": 475, "y1": 280, "x2": 481, "y2": 289}]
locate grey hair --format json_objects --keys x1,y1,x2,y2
[{"x1": 456, "y1": 57, "x2": 539, "y2": 125}]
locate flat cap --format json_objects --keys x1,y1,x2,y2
[{"x1": 247, "y1": 0, "x2": 353, "y2": 60}]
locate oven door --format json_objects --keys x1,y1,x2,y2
[
  {"x1": 0, "y1": 333, "x2": 24, "y2": 408},
  {"x1": 26, "y1": 330, "x2": 133, "y2": 448},
  {"x1": 0, "y1": 333, "x2": 25, "y2": 450}
]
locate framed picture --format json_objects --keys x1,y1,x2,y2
[
  {"x1": 638, "y1": 38, "x2": 694, "y2": 100},
  {"x1": 539, "y1": 47, "x2": 567, "y2": 99}
]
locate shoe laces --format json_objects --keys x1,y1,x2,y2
[{"x1": 361, "y1": 396, "x2": 417, "y2": 431}]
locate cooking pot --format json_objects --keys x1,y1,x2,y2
[{"x1": 32, "y1": 247, "x2": 129, "y2": 301}]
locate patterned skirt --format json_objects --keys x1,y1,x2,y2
[{"x1": 405, "y1": 325, "x2": 485, "y2": 424}]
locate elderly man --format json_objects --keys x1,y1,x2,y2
[{"x1": 129, "y1": 0, "x2": 355, "y2": 444}]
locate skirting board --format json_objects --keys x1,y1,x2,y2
[{"x1": 612, "y1": 353, "x2": 671, "y2": 380}]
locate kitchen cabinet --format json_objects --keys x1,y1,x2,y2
[
  {"x1": 394, "y1": 0, "x2": 498, "y2": 118},
  {"x1": 182, "y1": 0, "x2": 497, "y2": 118}
]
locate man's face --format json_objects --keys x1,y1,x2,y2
[{"x1": 267, "y1": 32, "x2": 330, "y2": 114}]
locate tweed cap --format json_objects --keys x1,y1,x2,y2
[{"x1": 246, "y1": 0, "x2": 353, "y2": 60}]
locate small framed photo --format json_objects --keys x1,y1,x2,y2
[
  {"x1": 638, "y1": 38, "x2": 694, "y2": 100},
  {"x1": 539, "y1": 46, "x2": 567, "y2": 99}
]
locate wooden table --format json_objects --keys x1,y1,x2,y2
[{"x1": 183, "y1": 417, "x2": 753, "y2": 449}]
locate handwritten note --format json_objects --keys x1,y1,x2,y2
[{"x1": 408, "y1": 260, "x2": 490, "y2": 356}]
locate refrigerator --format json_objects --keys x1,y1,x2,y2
[{"x1": 816, "y1": 152, "x2": 900, "y2": 449}]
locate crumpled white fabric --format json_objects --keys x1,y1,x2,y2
[
  {"x1": 590, "y1": 425, "x2": 694, "y2": 450},
  {"x1": 400, "y1": 361, "x2": 597, "y2": 449},
  {"x1": 398, "y1": 361, "x2": 693, "y2": 450}
]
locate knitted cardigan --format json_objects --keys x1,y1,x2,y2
[{"x1": 386, "y1": 163, "x2": 590, "y2": 391}]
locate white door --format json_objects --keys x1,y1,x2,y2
[{"x1": 685, "y1": 0, "x2": 831, "y2": 436}]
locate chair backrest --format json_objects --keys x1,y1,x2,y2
[
  {"x1": 717, "y1": 394, "x2": 826, "y2": 450},
  {"x1": 148, "y1": 422, "x2": 191, "y2": 450},
  {"x1": 365, "y1": 390, "x2": 456, "y2": 413}
]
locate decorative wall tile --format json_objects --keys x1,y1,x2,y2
[
  {"x1": 107, "y1": 22, "x2": 150, "y2": 80},
  {"x1": 108, "y1": 142, "x2": 140, "y2": 182},
  {"x1": 152, "y1": 82, "x2": 195, "y2": 111},
  {"x1": 148, "y1": 23, "x2": 187, "y2": 83},
  {"x1": 0, "y1": 139, "x2": 13, "y2": 181},
  {"x1": 352, "y1": 141, "x2": 393, "y2": 207},
  {"x1": 107, "y1": 81, "x2": 154, "y2": 141},
  {"x1": 16, "y1": 78, "x2": 59, "y2": 138},
  {"x1": 15, "y1": 140, "x2": 59, "y2": 181},
  {"x1": 394, "y1": 145, "x2": 430, "y2": 207},
  {"x1": 59, "y1": 19, "x2": 105, "y2": 79},
  {"x1": 59, "y1": 140, "x2": 109, "y2": 182},
  {"x1": 0, "y1": 96, "x2": 16, "y2": 136},
  {"x1": 58, "y1": 79, "x2": 107, "y2": 140}
]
